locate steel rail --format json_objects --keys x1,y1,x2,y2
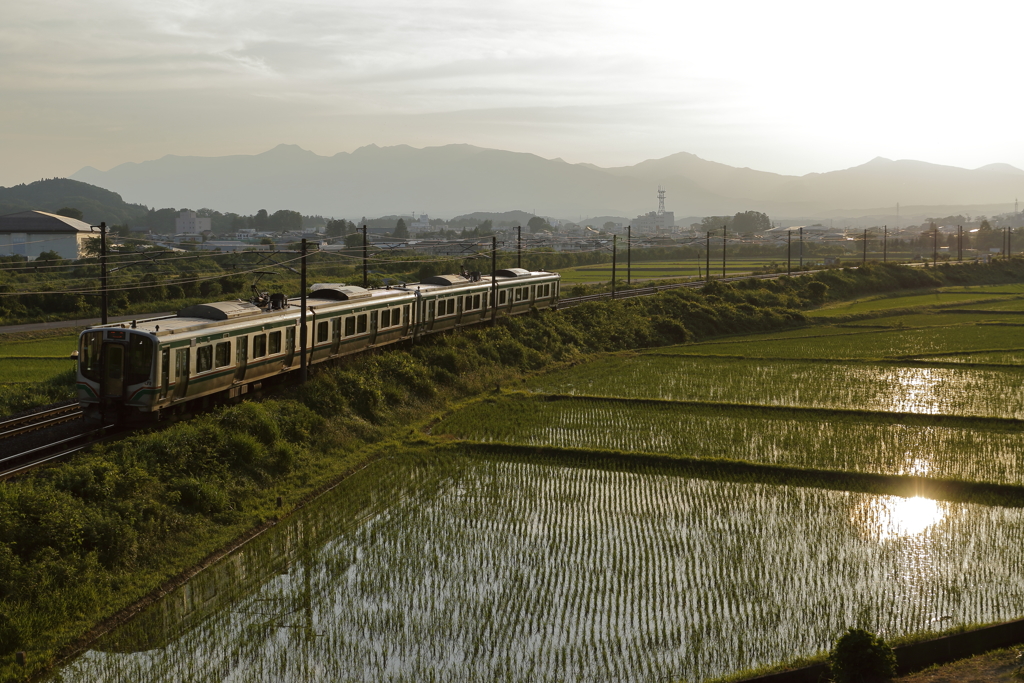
[{"x1": 0, "y1": 404, "x2": 83, "y2": 440}]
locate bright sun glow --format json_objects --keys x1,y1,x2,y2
[{"x1": 855, "y1": 496, "x2": 945, "y2": 542}]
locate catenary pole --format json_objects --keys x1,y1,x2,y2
[
  {"x1": 883, "y1": 225, "x2": 887, "y2": 262},
  {"x1": 611, "y1": 235, "x2": 617, "y2": 299},
  {"x1": 706, "y1": 231, "x2": 710, "y2": 281},
  {"x1": 800, "y1": 226, "x2": 804, "y2": 270},
  {"x1": 722, "y1": 226, "x2": 726, "y2": 278},
  {"x1": 787, "y1": 229, "x2": 791, "y2": 275},
  {"x1": 99, "y1": 222, "x2": 108, "y2": 325},
  {"x1": 491, "y1": 236, "x2": 497, "y2": 326},
  {"x1": 517, "y1": 225, "x2": 522, "y2": 269},
  {"x1": 627, "y1": 225, "x2": 632, "y2": 284},
  {"x1": 362, "y1": 225, "x2": 368, "y2": 288},
  {"x1": 300, "y1": 238, "x2": 308, "y2": 384}
]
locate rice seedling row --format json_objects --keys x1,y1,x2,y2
[
  {"x1": 529, "y1": 356, "x2": 1024, "y2": 419},
  {"x1": 434, "y1": 395, "x2": 1024, "y2": 486},
  {"x1": 55, "y1": 451, "x2": 1024, "y2": 683},
  {"x1": 657, "y1": 323, "x2": 1024, "y2": 359}
]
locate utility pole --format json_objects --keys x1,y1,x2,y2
[
  {"x1": 491, "y1": 236, "x2": 497, "y2": 326},
  {"x1": 958, "y1": 226, "x2": 962, "y2": 261},
  {"x1": 98, "y1": 222, "x2": 108, "y2": 325},
  {"x1": 362, "y1": 225, "x2": 368, "y2": 288},
  {"x1": 611, "y1": 234, "x2": 617, "y2": 299},
  {"x1": 862, "y1": 228, "x2": 867, "y2": 265},
  {"x1": 706, "y1": 231, "x2": 711, "y2": 281},
  {"x1": 1009, "y1": 227, "x2": 1013, "y2": 258},
  {"x1": 883, "y1": 225, "x2": 887, "y2": 262},
  {"x1": 787, "y1": 229, "x2": 791, "y2": 275},
  {"x1": 800, "y1": 226, "x2": 804, "y2": 270},
  {"x1": 517, "y1": 225, "x2": 522, "y2": 269},
  {"x1": 722, "y1": 226, "x2": 727, "y2": 278},
  {"x1": 627, "y1": 225, "x2": 632, "y2": 284},
  {"x1": 300, "y1": 238, "x2": 308, "y2": 384},
  {"x1": 933, "y1": 226, "x2": 938, "y2": 266}
]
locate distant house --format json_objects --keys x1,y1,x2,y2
[
  {"x1": 175, "y1": 210, "x2": 211, "y2": 236},
  {"x1": 0, "y1": 210, "x2": 96, "y2": 259}
]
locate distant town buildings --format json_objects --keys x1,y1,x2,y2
[
  {"x1": 175, "y1": 209, "x2": 211, "y2": 236},
  {"x1": 633, "y1": 187, "x2": 675, "y2": 235}
]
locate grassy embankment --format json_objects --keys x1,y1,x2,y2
[
  {"x1": 0, "y1": 330, "x2": 79, "y2": 417},
  {"x1": 3, "y1": 261, "x2": 1024, "y2": 681}
]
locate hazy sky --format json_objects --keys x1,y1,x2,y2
[{"x1": 3, "y1": 0, "x2": 1023, "y2": 187}]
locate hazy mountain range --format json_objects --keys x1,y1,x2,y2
[{"x1": 70, "y1": 144, "x2": 1024, "y2": 222}]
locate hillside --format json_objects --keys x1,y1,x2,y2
[
  {"x1": 70, "y1": 144, "x2": 1024, "y2": 221},
  {"x1": 0, "y1": 178, "x2": 151, "y2": 225}
]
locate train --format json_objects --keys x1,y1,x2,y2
[{"x1": 76, "y1": 268, "x2": 561, "y2": 421}]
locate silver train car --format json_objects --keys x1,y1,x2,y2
[{"x1": 76, "y1": 269, "x2": 560, "y2": 421}]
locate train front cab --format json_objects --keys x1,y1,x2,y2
[{"x1": 78, "y1": 328, "x2": 156, "y2": 421}]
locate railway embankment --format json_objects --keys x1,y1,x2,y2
[{"x1": 4, "y1": 260, "x2": 1024, "y2": 681}]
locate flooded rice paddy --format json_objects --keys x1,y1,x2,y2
[
  {"x1": 529, "y1": 355, "x2": 1024, "y2": 419},
  {"x1": 55, "y1": 452, "x2": 1024, "y2": 683}
]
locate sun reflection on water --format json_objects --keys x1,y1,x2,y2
[
  {"x1": 854, "y1": 495, "x2": 946, "y2": 542},
  {"x1": 885, "y1": 367, "x2": 943, "y2": 414}
]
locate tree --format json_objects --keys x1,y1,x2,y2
[
  {"x1": 700, "y1": 216, "x2": 733, "y2": 233},
  {"x1": 344, "y1": 232, "x2": 364, "y2": 248},
  {"x1": 732, "y1": 211, "x2": 771, "y2": 235},
  {"x1": 828, "y1": 628, "x2": 896, "y2": 683},
  {"x1": 253, "y1": 209, "x2": 269, "y2": 229},
  {"x1": 269, "y1": 209, "x2": 302, "y2": 232},
  {"x1": 325, "y1": 219, "x2": 353, "y2": 237},
  {"x1": 55, "y1": 207, "x2": 84, "y2": 221},
  {"x1": 603, "y1": 221, "x2": 617, "y2": 231},
  {"x1": 393, "y1": 218, "x2": 409, "y2": 239},
  {"x1": 528, "y1": 216, "x2": 550, "y2": 233},
  {"x1": 36, "y1": 250, "x2": 62, "y2": 262}
]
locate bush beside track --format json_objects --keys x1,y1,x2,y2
[{"x1": 4, "y1": 261, "x2": 1024, "y2": 681}]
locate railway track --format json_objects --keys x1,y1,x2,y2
[
  {"x1": 557, "y1": 270, "x2": 821, "y2": 308},
  {"x1": 0, "y1": 403, "x2": 83, "y2": 440}
]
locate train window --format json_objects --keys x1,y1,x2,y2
[
  {"x1": 474, "y1": 294, "x2": 481, "y2": 309},
  {"x1": 515, "y1": 288, "x2": 522, "y2": 302},
  {"x1": 381, "y1": 309, "x2": 391, "y2": 327},
  {"x1": 357, "y1": 314, "x2": 367, "y2": 334},
  {"x1": 316, "y1": 321, "x2": 328, "y2": 343},
  {"x1": 196, "y1": 345, "x2": 213, "y2": 373},
  {"x1": 345, "y1": 316, "x2": 355, "y2": 336},
  {"x1": 403, "y1": 305, "x2": 409, "y2": 325},
  {"x1": 428, "y1": 301, "x2": 435, "y2": 318},
  {"x1": 447, "y1": 299, "x2": 456, "y2": 315},
  {"x1": 80, "y1": 331, "x2": 103, "y2": 383},
  {"x1": 126, "y1": 334, "x2": 154, "y2": 385},
  {"x1": 268, "y1": 331, "x2": 281, "y2": 354},
  {"x1": 499, "y1": 290, "x2": 507, "y2": 305},
  {"x1": 253, "y1": 334, "x2": 267, "y2": 358},
  {"x1": 465, "y1": 295, "x2": 473, "y2": 310},
  {"x1": 214, "y1": 341, "x2": 231, "y2": 368}
]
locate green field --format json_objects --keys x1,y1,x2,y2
[
  {"x1": 436, "y1": 395, "x2": 1024, "y2": 485},
  {"x1": 0, "y1": 332, "x2": 78, "y2": 414},
  {"x1": 528, "y1": 355, "x2": 1024, "y2": 418},
  {"x1": 0, "y1": 357, "x2": 75, "y2": 383},
  {"x1": 662, "y1": 323, "x2": 1024, "y2": 360},
  {"x1": 57, "y1": 449, "x2": 1024, "y2": 683},
  {"x1": 0, "y1": 333, "x2": 78, "y2": 359}
]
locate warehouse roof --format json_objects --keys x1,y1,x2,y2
[{"x1": 0, "y1": 210, "x2": 95, "y2": 234}]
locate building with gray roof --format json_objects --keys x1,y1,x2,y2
[{"x1": 0, "y1": 210, "x2": 96, "y2": 259}]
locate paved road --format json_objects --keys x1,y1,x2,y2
[{"x1": 0, "y1": 312, "x2": 174, "y2": 336}]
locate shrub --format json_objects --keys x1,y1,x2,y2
[{"x1": 828, "y1": 628, "x2": 896, "y2": 683}]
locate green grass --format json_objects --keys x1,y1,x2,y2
[
  {"x1": 0, "y1": 333, "x2": 79, "y2": 358},
  {"x1": 661, "y1": 323, "x2": 1024, "y2": 360},
  {"x1": 54, "y1": 447, "x2": 1024, "y2": 683},
  {"x1": 0, "y1": 357, "x2": 76, "y2": 383},
  {"x1": 527, "y1": 355, "x2": 1024, "y2": 418},
  {"x1": 556, "y1": 259, "x2": 780, "y2": 284},
  {"x1": 436, "y1": 395, "x2": 1024, "y2": 485}
]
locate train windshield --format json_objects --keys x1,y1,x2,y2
[
  {"x1": 127, "y1": 334, "x2": 155, "y2": 385},
  {"x1": 80, "y1": 331, "x2": 103, "y2": 382}
]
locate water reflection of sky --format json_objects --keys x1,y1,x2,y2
[
  {"x1": 854, "y1": 495, "x2": 947, "y2": 542},
  {"x1": 883, "y1": 367, "x2": 943, "y2": 414}
]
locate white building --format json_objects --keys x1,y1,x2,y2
[
  {"x1": 175, "y1": 210, "x2": 211, "y2": 235},
  {"x1": 0, "y1": 210, "x2": 95, "y2": 259},
  {"x1": 632, "y1": 187, "x2": 675, "y2": 234}
]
